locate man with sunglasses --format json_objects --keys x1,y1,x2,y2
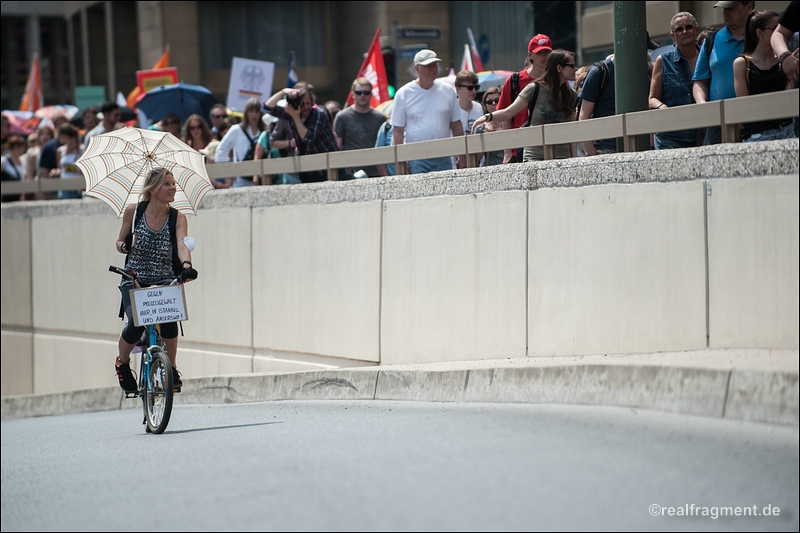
[
  {"x1": 160, "y1": 113, "x2": 182, "y2": 138},
  {"x1": 333, "y1": 77, "x2": 386, "y2": 178},
  {"x1": 391, "y1": 49, "x2": 465, "y2": 174},
  {"x1": 453, "y1": 70, "x2": 484, "y2": 168},
  {"x1": 454, "y1": 71, "x2": 484, "y2": 136},
  {"x1": 649, "y1": 11, "x2": 702, "y2": 149},
  {"x1": 209, "y1": 104, "x2": 228, "y2": 140}
]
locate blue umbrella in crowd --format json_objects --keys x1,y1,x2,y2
[{"x1": 136, "y1": 82, "x2": 216, "y2": 124}]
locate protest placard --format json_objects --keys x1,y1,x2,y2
[
  {"x1": 137, "y1": 67, "x2": 178, "y2": 94},
  {"x1": 130, "y1": 285, "x2": 188, "y2": 327},
  {"x1": 227, "y1": 57, "x2": 275, "y2": 111}
]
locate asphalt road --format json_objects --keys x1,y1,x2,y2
[{"x1": 2, "y1": 401, "x2": 798, "y2": 532}]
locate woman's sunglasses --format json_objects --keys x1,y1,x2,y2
[{"x1": 485, "y1": 98, "x2": 499, "y2": 106}]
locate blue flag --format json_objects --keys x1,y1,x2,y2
[{"x1": 287, "y1": 52, "x2": 298, "y2": 88}]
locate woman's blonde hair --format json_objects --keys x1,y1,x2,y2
[{"x1": 141, "y1": 167, "x2": 172, "y2": 202}]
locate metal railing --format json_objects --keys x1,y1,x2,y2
[{"x1": 2, "y1": 89, "x2": 798, "y2": 197}]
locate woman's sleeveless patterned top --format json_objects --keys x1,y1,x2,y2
[{"x1": 125, "y1": 212, "x2": 174, "y2": 284}]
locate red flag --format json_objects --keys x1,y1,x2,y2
[
  {"x1": 126, "y1": 47, "x2": 170, "y2": 109},
  {"x1": 20, "y1": 53, "x2": 43, "y2": 112},
  {"x1": 460, "y1": 44, "x2": 474, "y2": 72},
  {"x1": 467, "y1": 28, "x2": 485, "y2": 72},
  {"x1": 346, "y1": 28, "x2": 390, "y2": 108}
]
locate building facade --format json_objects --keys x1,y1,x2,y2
[{"x1": 0, "y1": 1, "x2": 792, "y2": 112}]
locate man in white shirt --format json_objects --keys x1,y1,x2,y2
[
  {"x1": 391, "y1": 49, "x2": 465, "y2": 174},
  {"x1": 84, "y1": 101, "x2": 123, "y2": 142}
]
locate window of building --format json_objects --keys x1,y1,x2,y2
[
  {"x1": 583, "y1": 1, "x2": 613, "y2": 12},
  {"x1": 582, "y1": 47, "x2": 614, "y2": 65},
  {"x1": 0, "y1": 16, "x2": 27, "y2": 110},
  {"x1": 197, "y1": 2, "x2": 327, "y2": 70},
  {"x1": 0, "y1": 15, "x2": 71, "y2": 109},
  {"x1": 449, "y1": 1, "x2": 576, "y2": 73}
]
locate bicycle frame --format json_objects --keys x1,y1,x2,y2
[
  {"x1": 137, "y1": 323, "x2": 165, "y2": 398},
  {"x1": 110, "y1": 265, "x2": 176, "y2": 434}
]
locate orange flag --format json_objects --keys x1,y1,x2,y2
[
  {"x1": 345, "y1": 28, "x2": 390, "y2": 108},
  {"x1": 126, "y1": 47, "x2": 169, "y2": 109},
  {"x1": 20, "y1": 53, "x2": 43, "y2": 112}
]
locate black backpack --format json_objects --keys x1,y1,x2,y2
[
  {"x1": 576, "y1": 59, "x2": 611, "y2": 117},
  {"x1": 507, "y1": 72, "x2": 541, "y2": 161},
  {"x1": 238, "y1": 127, "x2": 259, "y2": 182},
  {"x1": 242, "y1": 127, "x2": 258, "y2": 161},
  {"x1": 703, "y1": 29, "x2": 718, "y2": 61},
  {"x1": 593, "y1": 59, "x2": 611, "y2": 95}
]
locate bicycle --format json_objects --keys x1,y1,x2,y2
[{"x1": 109, "y1": 265, "x2": 185, "y2": 434}]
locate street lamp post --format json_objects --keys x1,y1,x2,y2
[{"x1": 613, "y1": 2, "x2": 649, "y2": 151}]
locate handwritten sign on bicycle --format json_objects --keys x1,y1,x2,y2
[{"x1": 130, "y1": 285, "x2": 188, "y2": 327}]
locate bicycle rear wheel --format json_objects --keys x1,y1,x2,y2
[{"x1": 142, "y1": 347, "x2": 174, "y2": 434}]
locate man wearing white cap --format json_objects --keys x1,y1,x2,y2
[
  {"x1": 692, "y1": 0, "x2": 754, "y2": 144},
  {"x1": 391, "y1": 49, "x2": 465, "y2": 174}
]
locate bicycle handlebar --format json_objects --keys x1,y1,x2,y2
[
  {"x1": 109, "y1": 265, "x2": 137, "y2": 281},
  {"x1": 109, "y1": 265, "x2": 180, "y2": 286}
]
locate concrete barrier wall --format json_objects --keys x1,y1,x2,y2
[
  {"x1": 255, "y1": 201, "x2": 383, "y2": 363},
  {"x1": 1, "y1": 218, "x2": 32, "y2": 396},
  {"x1": 529, "y1": 180, "x2": 709, "y2": 356},
  {"x1": 381, "y1": 191, "x2": 528, "y2": 363},
  {"x1": 1, "y1": 140, "x2": 797, "y2": 396},
  {"x1": 707, "y1": 175, "x2": 799, "y2": 348}
]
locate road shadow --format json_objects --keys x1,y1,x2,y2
[{"x1": 141, "y1": 421, "x2": 283, "y2": 435}]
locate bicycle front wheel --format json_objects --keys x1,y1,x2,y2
[{"x1": 143, "y1": 347, "x2": 174, "y2": 434}]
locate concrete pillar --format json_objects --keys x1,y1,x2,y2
[
  {"x1": 2, "y1": 18, "x2": 19, "y2": 108},
  {"x1": 81, "y1": 8, "x2": 90, "y2": 86},
  {"x1": 575, "y1": 2, "x2": 583, "y2": 66},
  {"x1": 25, "y1": 14, "x2": 40, "y2": 62},
  {"x1": 136, "y1": 1, "x2": 166, "y2": 70},
  {"x1": 67, "y1": 16, "x2": 77, "y2": 105},
  {"x1": 104, "y1": 1, "x2": 116, "y2": 98},
  {"x1": 52, "y1": 21, "x2": 67, "y2": 105}
]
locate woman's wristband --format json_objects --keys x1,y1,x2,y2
[
  {"x1": 182, "y1": 260, "x2": 192, "y2": 268},
  {"x1": 779, "y1": 51, "x2": 791, "y2": 63},
  {"x1": 485, "y1": 112, "x2": 493, "y2": 122}
]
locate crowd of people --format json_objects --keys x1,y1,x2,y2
[{"x1": 2, "y1": 1, "x2": 797, "y2": 201}]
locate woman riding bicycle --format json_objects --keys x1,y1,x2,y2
[{"x1": 114, "y1": 167, "x2": 197, "y2": 393}]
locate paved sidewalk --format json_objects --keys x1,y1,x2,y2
[{"x1": 2, "y1": 348, "x2": 797, "y2": 425}]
